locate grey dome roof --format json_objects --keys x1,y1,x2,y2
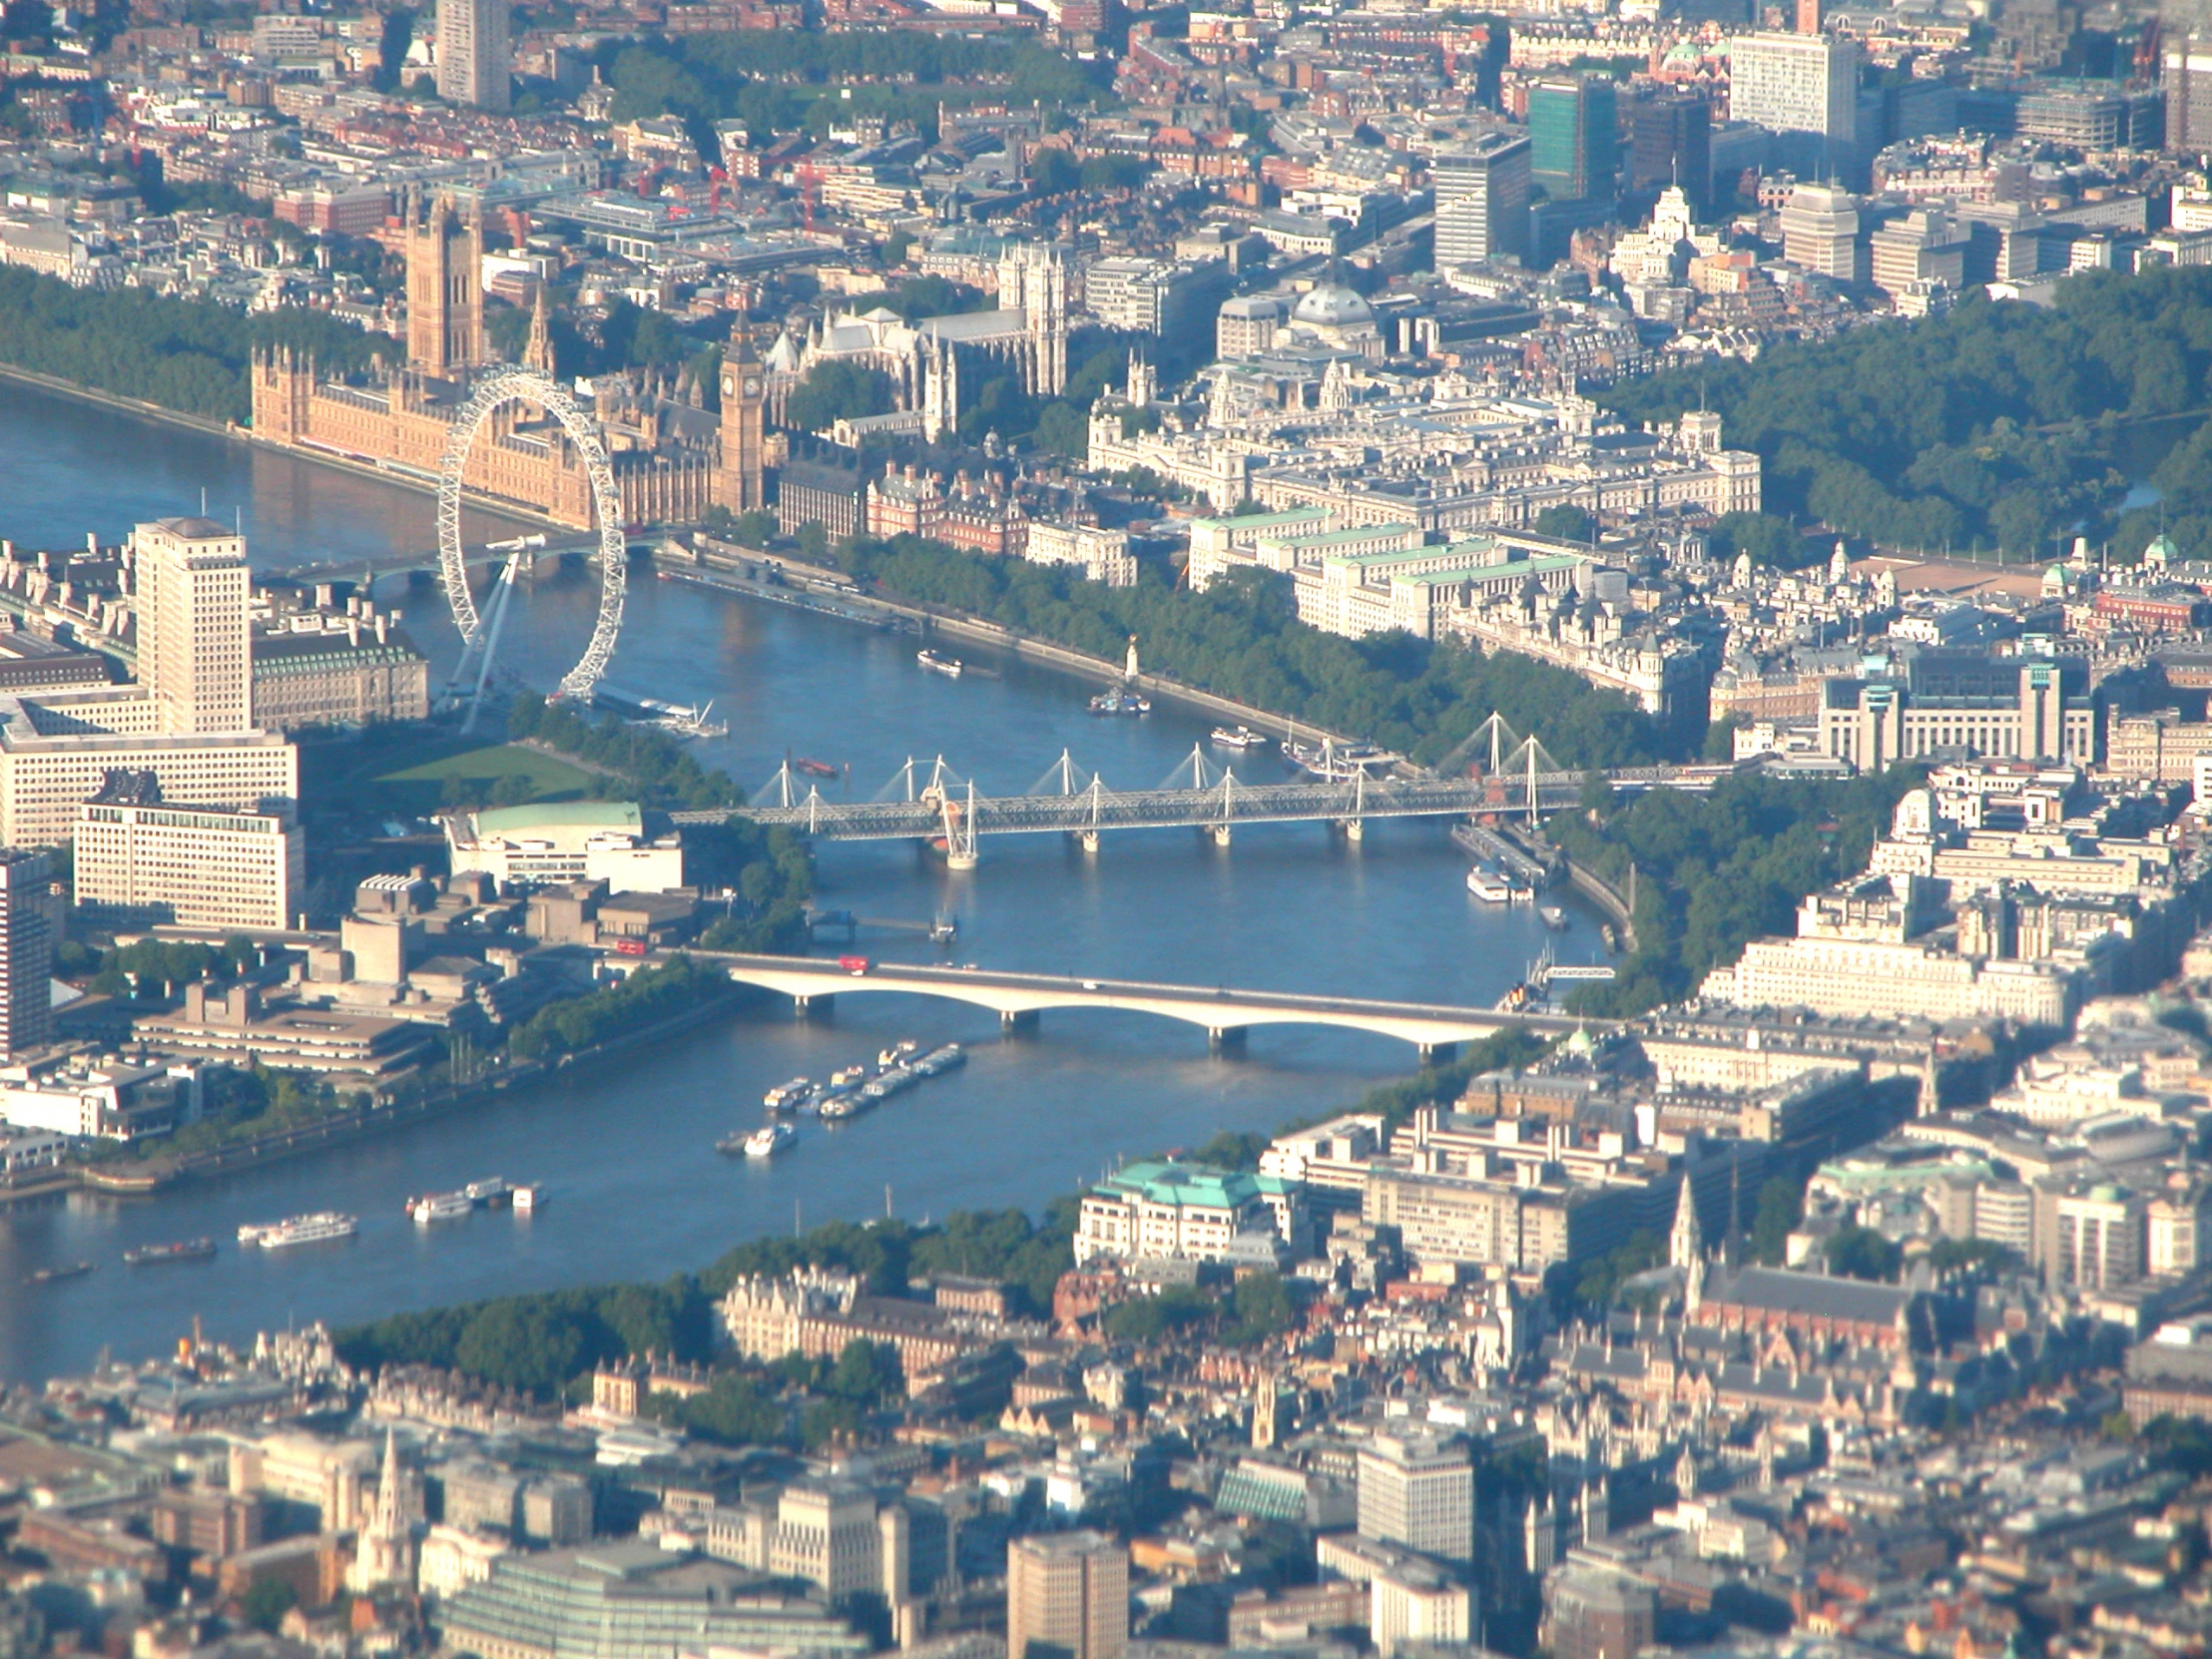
[{"x1": 1292, "y1": 284, "x2": 1373, "y2": 325}]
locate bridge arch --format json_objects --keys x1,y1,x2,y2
[
  {"x1": 437, "y1": 366, "x2": 626, "y2": 701},
  {"x1": 702, "y1": 955, "x2": 1563, "y2": 1058}
]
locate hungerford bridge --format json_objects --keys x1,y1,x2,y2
[
  {"x1": 671, "y1": 719, "x2": 1731, "y2": 866},
  {"x1": 687, "y1": 949, "x2": 1601, "y2": 1060}
]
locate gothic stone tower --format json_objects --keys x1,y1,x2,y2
[
  {"x1": 997, "y1": 244, "x2": 1067, "y2": 397},
  {"x1": 250, "y1": 346, "x2": 313, "y2": 445},
  {"x1": 405, "y1": 193, "x2": 485, "y2": 376},
  {"x1": 720, "y1": 318, "x2": 767, "y2": 513}
]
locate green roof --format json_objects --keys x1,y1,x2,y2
[
  {"x1": 1262, "y1": 523, "x2": 1420, "y2": 553},
  {"x1": 1215, "y1": 1463, "x2": 1309, "y2": 1520},
  {"x1": 474, "y1": 802, "x2": 643, "y2": 833},
  {"x1": 1097, "y1": 1158, "x2": 1263, "y2": 1210},
  {"x1": 1192, "y1": 507, "x2": 1331, "y2": 533}
]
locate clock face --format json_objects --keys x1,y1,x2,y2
[
  {"x1": 745, "y1": 377, "x2": 762, "y2": 396},
  {"x1": 722, "y1": 374, "x2": 735, "y2": 396}
]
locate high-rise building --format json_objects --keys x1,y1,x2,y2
[
  {"x1": 1217, "y1": 294, "x2": 1286, "y2": 357},
  {"x1": 2169, "y1": 36, "x2": 2212, "y2": 154},
  {"x1": 0, "y1": 849, "x2": 53, "y2": 1060},
  {"x1": 1727, "y1": 32, "x2": 1861, "y2": 177},
  {"x1": 404, "y1": 194, "x2": 485, "y2": 374},
  {"x1": 1007, "y1": 1531, "x2": 1128, "y2": 1659},
  {"x1": 436, "y1": 0, "x2": 510, "y2": 111},
  {"x1": 1869, "y1": 206, "x2": 1970, "y2": 296},
  {"x1": 132, "y1": 517, "x2": 252, "y2": 736},
  {"x1": 1371, "y1": 1561, "x2": 1471, "y2": 1659},
  {"x1": 1356, "y1": 1433, "x2": 1473, "y2": 1564},
  {"x1": 1433, "y1": 133, "x2": 1531, "y2": 268},
  {"x1": 1527, "y1": 76, "x2": 1618, "y2": 203},
  {"x1": 1779, "y1": 182, "x2": 1864, "y2": 281},
  {"x1": 74, "y1": 772, "x2": 301, "y2": 931},
  {"x1": 1628, "y1": 94, "x2": 1711, "y2": 207},
  {"x1": 1547, "y1": 1570, "x2": 1657, "y2": 1659},
  {"x1": 721, "y1": 319, "x2": 767, "y2": 514}
]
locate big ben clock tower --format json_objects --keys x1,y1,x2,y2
[{"x1": 720, "y1": 316, "x2": 767, "y2": 515}]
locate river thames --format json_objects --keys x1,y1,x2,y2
[{"x1": 0, "y1": 383, "x2": 1604, "y2": 1383}]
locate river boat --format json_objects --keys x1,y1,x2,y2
[
  {"x1": 1089, "y1": 689, "x2": 1151, "y2": 715},
  {"x1": 253, "y1": 1213, "x2": 358, "y2": 1250},
  {"x1": 409, "y1": 1192, "x2": 473, "y2": 1224},
  {"x1": 793, "y1": 757, "x2": 839, "y2": 779},
  {"x1": 818, "y1": 1090, "x2": 871, "y2": 1121},
  {"x1": 512, "y1": 1184, "x2": 542, "y2": 1212},
  {"x1": 830, "y1": 1063, "x2": 868, "y2": 1088},
  {"x1": 878, "y1": 1039, "x2": 920, "y2": 1068},
  {"x1": 917, "y1": 649, "x2": 964, "y2": 678},
  {"x1": 1291, "y1": 740, "x2": 1391, "y2": 781},
  {"x1": 124, "y1": 1239, "x2": 216, "y2": 1267},
  {"x1": 464, "y1": 1176, "x2": 510, "y2": 1205},
  {"x1": 744, "y1": 1122, "x2": 797, "y2": 1159},
  {"x1": 764, "y1": 1077, "x2": 813, "y2": 1112},
  {"x1": 1466, "y1": 865, "x2": 1516, "y2": 903},
  {"x1": 914, "y1": 1043, "x2": 966, "y2": 1075},
  {"x1": 1539, "y1": 904, "x2": 1568, "y2": 930},
  {"x1": 598, "y1": 689, "x2": 728, "y2": 739},
  {"x1": 27, "y1": 1261, "x2": 94, "y2": 1285},
  {"x1": 1211, "y1": 725, "x2": 1267, "y2": 750}
]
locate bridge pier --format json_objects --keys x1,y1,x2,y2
[
  {"x1": 1208, "y1": 1025, "x2": 1248, "y2": 1054},
  {"x1": 1001, "y1": 1009, "x2": 1038, "y2": 1036},
  {"x1": 1416, "y1": 1040, "x2": 1456, "y2": 1067},
  {"x1": 945, "y1": 845, "x2": 979, "y2": 872},
  {"x1": 1208, "y1": 824, "x2": 1232, "y2": 848},
  {"x1": 1336, "y1": 818, "x2": 1366, "y2": 842},
  {"x1": 1073, "y1": 830, "x2": 1100, "y2": 854},
  {"x1": 795, "y1": 993, "x2": 834, "y2": 1020}
]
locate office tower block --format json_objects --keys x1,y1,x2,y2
[
  {"x1": 436, "y1": 0, "x2": 510, "y2": 110},
  {"x1": 0, "y1": 849, "x2": 53, "y2": 1059},
  {"x1": 405, "y1": 193, "x2": 484, "y2": 375},
  {"x1": 1629, "y1": 93, "x2": 1711, "y2": 206},
  {"x1": 1433, "y1": 132, "x2": 1531, "y2": 268},
  {"x1": 132, "y1": 517, "x2": 252, "y2": 736},
  {"x1": 1779, "y1": 183, "x2": 1864, "y2": 281},
  {"x1": 1007, "y1": 1531, "x2": 1128, "y2": 1659},
  {"x1": 2169, "y1": 36, "x2": 2212, "y2": 153},
  {"x1": 1727, "y1": 31, "x2": 1861, "y2": 179},
  {"x1": 1356, "y1": 1433, "x2": 1473, "y2": 1564},
  {"x1": 1528, "y1": 75, "x2": 1618, "y2": 202}
]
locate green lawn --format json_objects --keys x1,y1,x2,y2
[{"x1": 373, "y1": 743, "x2": 599, "y2": 813}]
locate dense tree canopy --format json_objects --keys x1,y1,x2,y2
[
  {"x1": 840, "y1": 536, "x2": 1677, "y2": 768},
  {"x1": 1607, "y1": 269, "x2": 2212, "y2": 559},
  {"x1": 1548, "y1": 768, "x2": 1923, "y2": 1015},
  {"x1": 507, "y1": 953, "x2": 732, "y2": 1062},
  {"x1": 601, "y1": 31, "x2": 1107, "y2": 147},
  {"x1": 785, "y1": 361, "x2": 895, "y2": 433},
  {"x1": 507, "y1": 694, "x2": 744, "y2": 811},
  {"x1": 0, "y1": 267, "x2": 380, "y2": 422},
  {"x1": 335, "y1": 1275, "x2": 712, "y2": 1395}
]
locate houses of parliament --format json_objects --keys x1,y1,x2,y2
[{"x1": 251, "y1": 193, "x2": 766, "y2": 531}]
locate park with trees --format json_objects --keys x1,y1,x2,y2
[{"x1": 1607, "y1": 266, "x2": 2212, "y2": 562}]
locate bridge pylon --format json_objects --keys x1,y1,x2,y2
[{"x1": 941, "y1": 780, "x2": 980, "y2": 871}]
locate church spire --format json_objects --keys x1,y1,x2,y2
[
  {"x1": 1670, "y1": 1174, "x2": 1704, "y2": 1271},
  {"x1": 523, "y1": 282, "x2": 554, "y2": 374}
]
